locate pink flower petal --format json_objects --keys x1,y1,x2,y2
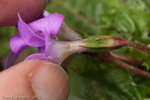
[
  {"x1": 38, "y1": 47, "x2": 45, "y2": 54},
  {"x1": 18, "y1": 14, "x2": 45, "y2": 47},
  {"x1": 4, "y1": 52, "x2": 18, "y2": 69},
  {"x1": 4, "y1": 48, "x2": 25, "y2": 69},
  {"x1": 25, "y1": 53, "x2": 51, "y2": 61},
  {"x1": 28, "y1": 13, "x2": 64, "y2": 37},
  {"x1": 10, "y1": 35, "x2": 26, "y2": 53}
]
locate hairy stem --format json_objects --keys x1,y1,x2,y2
[
  {"x1": 97, "y1": 52, "x2": 150, "y2": 79},
  {"x1": 111, "y1": 58, "x2": 150, "y2": 79},
  {"x1": 124, "y1": 40, "x2": 150, "y2": 53},
  {"x1": 110, "y1": 53, "x2": 143, "y2": 66}
]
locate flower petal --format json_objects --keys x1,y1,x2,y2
[
  {"x1": 25, "y1": 53, "x2": 51, "y2": 61},
  {"x1": 28, "y1": 13, "x2": 64, "y2": 37},
  {"x1": 4, "y1": 49, "x2": 25, "y2": 69},
  {"x1": 45, "y1": 33, "x2": 51, "y2": 54},
  {"x1": 38, "y1": 47, "x2": 45, "y2": 54},
  {"x1": 18, "y1": 14, "x2": 45, "y2": 47},
  {"x1": 4, "y1": 52, "x2": 17, "y2": 69},
  {"x1": 10, "y1": 35, "x2": 26, "y2": 53}
]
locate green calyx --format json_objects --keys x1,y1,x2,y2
[{"x1": 81, "y1": 36, "x2": 124, "y2": 52}]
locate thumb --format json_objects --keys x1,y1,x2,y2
[
  {"x1": 0, "y1": 60, "x2": 69, "y2": 100},
  {"x1": 0, "y1": 0, "x2": 47, "y2": 26}
]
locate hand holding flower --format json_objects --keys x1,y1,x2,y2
[{"x1": 0, "y1": 1, "x2": 69, "y2": 100}]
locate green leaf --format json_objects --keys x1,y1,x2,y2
[
  {"x1": 136, "y1": 85, "x2": 150, "y2": 98},
  {"x1": 143, "y1": 54, "x2": 150, "y2": 70},
  {"x1": 114, "y1": 13, "x2": 135, "y2": 33}
]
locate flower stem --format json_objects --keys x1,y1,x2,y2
[
  {"x1": 124, "y1": 40, "x2": 150, "y2": 53},
  {"x1": 110, "y1": 53, "x2": 143, "y2": 66},
  {"x1": 97, "y1": 52, "x2": 150, "y2": 79},
  {"x1": 110, "y1": 37, "x2": 150, "y2": 53}
]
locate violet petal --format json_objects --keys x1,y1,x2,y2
[
  {"x1": 45, "y1": 33, "x2": 51, "y2": 54},
  {"x1": 4, "y1": 52, "x2": 17, "y2": 69},
  {"x1": 10, "y1": 35, "x2": 27, "y2": 53},
  {"x1": 18, "y1": 14, "x2": 45, "y2": 47},
  {"x1": 28, "y1": 13, "x2": 64, "y2": 37},
  {"x1": 4, "y1": 48, "x2": 25, "y2": 69},
  {"x1": 38, "y1": 47, "x2": 45, "y2": 54},
  {"x1": 25, "y1": 53, "x2": 51, "y2": 61}
]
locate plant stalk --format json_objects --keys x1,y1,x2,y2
[
  {"x1": 124, "y1": 40, "x2": 150, "y2": 53},
  {"x1": 110, "y1": 53, "x2": 143, "y2": 66},
  {"x1": 97, "y1": 52, "x2": 150, "y2": 79}
]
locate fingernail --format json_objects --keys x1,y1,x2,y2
[{"x1": 31, "y1": 62, "x2": 69, "y2": 100}]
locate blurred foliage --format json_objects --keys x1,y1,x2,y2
[
  {"x1": 0, "y1": 27, "x2": 17, "y2": 56},
  {"x1": 67, "y1": 54, "x2": 141, "y2": 100},
  {"x1": 1, "y1": 0, "x2": 150, "y2": 99}
]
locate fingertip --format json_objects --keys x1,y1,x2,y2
[
  {"x1": 0, "y1": 0, "x2": 47, "y2": 26},
  {"x1": 0, "y1": 60, "x2": 69, "y2": 100},
  {"x1": 31, "y1": 62, "x2": 70, "y2": 100},
  {"x1": 0, "y1": 60, "x2": 43, "y2": 96}
]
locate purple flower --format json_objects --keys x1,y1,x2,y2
[
  {"x1": 5, "y1": 13, "x2": 64, "y2": 69},
  {"x1": 5, "y1": 11, "x2": 87, "y2": 70}
]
